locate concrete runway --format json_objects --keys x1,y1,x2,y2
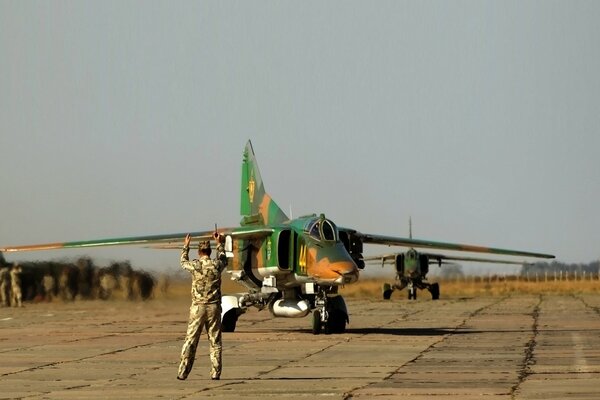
[{"x1": 1, "y1": 294, "x2": 599, "y2": 399}]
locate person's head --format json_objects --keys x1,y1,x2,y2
[{"x1": 198, "y1": 241, "x2": 211, "y2": 257}]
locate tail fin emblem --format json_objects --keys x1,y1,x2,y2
[{"x1": 248, "y1": 174, "x2": 255, "y2": 204}]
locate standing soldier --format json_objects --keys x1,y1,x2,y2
[
  {"x1": 10, "y1": 264, "x2": 23, "y2": 307},
  {"x1": 177, "y1": 232, "x2": 227, "y2": 381},
  {"x1": 119, "y1": 263, "x2": 133, "y2": 300},
  {"x1": 99, "y1": 271, "x2": 117, "y2": 300},
  {"x1": 0, "y1": 265, "x2": 10, "y2": 307},
  {"x1": 43, "y1": 272, "x2": 56, "y2": 302}
]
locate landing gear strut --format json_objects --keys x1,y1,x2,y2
[
  {"x1": 407, "y1": 284, "x2": 417, "y2": 300},
  {"x1": 312, "y1": 289, "x2": 348, "y2": 335},
  {"x1": 384, "y1": 280, "x2": 440, "y2": 300}
]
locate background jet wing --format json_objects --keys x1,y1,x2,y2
[
  {"x1": 364, "y1": 253, "x2": 526, "y2": 266},
  {"x1": 0, "y1": 227, "x2": 274, "y2": 253},
  {"x1": 363, "y1": 254, "x2": 396, "y2": 264},
  {"x1": 357, "y1": 233, "x2": 555, "y2": 259},
  {"x1": 426, "y1": 254, "x2": 526, "y2": 265}
]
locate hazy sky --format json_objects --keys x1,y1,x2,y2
[{"x1": 1, "y1": 1, "x2": 599, "y2": 276}]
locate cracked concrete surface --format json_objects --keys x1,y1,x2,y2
[{"x1": 1, "y1": 294, "x2": 599, "y2": 399}]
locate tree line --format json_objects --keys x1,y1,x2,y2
[{"x1": 521, "y1": 260, "x2": 600, "y2": 277}]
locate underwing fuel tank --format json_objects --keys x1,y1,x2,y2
[{"x1": 269, "y1": 299, "x2": 311, "y2": 318}]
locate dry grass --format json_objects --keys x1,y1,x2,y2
[
  {"x1": 162, "y1": 275, "x2": 600, "y2": 301},
  {"x1": 339, "y1": 277, "x2": 600, "y2": 299}
]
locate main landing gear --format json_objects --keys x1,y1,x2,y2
[
  {"x1": 382, "y1": 281, "x2": 440, "y2": 300},
  {"x1": 428, "y1": 282, "x2": 440, "y2": 300}
]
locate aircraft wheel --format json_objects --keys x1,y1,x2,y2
[
  {"x1": 383, "y1": 283, "x2": 393, "y2": 300},
  {"x1": 327, "y1": 310, "x2": 347, "y2": 334},
  {"x1": 430, "y1": 283, "x2": 440, "y2": 300},
  {"x1": 222, "y1": 309, "x2": 239, "y2": 332},
  {"x1": 312, "y1": 310, "x2": 322, "y2": 335}
]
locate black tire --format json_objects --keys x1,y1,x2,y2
[
  {"x1": 312, "y1": 310, "x2": 322, "y2": 335},
  {"x1": 430, "y1": 283, "x2": 440, "y2": 300},
  {"x1": 327, "y1": 310, "x2": 347, "y2": 334},
  {"x1": 222, "y1": 309, "x2": 238, "y2": 332},
  {"x1": 383, "y1": 283, "x2": 392, "y2": 300}
]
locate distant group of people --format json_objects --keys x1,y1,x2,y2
[
  {"x1": 3, "y1": 234, "x2": 229, "y2": 381},
  {"x1": 0, "y1": 255, "x2": 157, "y2": 305}
]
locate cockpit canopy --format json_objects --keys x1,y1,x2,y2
[{"x1": 305, "y1": 216, "x2": 339, "y2": 242}]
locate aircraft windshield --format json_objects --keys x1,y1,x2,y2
[
  {"x1": 306, "y1": 218, "x2": 339, "y2": 242},
  {"x1": 309, "y1": 221, "x2": 321, "y2": 239}
]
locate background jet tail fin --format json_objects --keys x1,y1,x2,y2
[{"x1": 240, "y1": 141, "x2": 288, "y2": 225}]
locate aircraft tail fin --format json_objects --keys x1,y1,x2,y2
[{"x1": 240, "y1": 141, "x2": 288, "y2": 225}]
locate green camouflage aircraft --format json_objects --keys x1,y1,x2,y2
[
  {"x1": 0, "y1": 140, "x2": 554, "y2": 334},
  {"x1": 365, "y1": 251, "x2": 527, "y2": 301},
  {"x1": 364, "y1": 220, "x2": 528, "y2": 300}
]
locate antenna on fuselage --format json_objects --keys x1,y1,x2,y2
[
  {"x1": 409, "y1": 216, "x2": 413, "y2": 239},
  {"x1": 289, "y1": 204, "x2": 293, "y2": 220}
]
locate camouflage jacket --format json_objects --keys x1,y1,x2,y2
[
  {"x1": 0, "y1": 268, "x2": 8, "y2": 285},
  {"x1": 181, "y1": 244, "x2": 227, "y2": 305}
]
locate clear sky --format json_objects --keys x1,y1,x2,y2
[{"x1": 1, "y1": 1, "x2": 598, "y2": 276}]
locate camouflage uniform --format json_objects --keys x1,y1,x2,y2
[
  {"x1": 10, "y1": 265, "x2": 23, "y2": 307},
  {"x1": 177, "y1": 241, "x2": 227, "y2": 380},
  {"x1": 0, "y1": 267, "x2": 9, "y2": 307},
  {"x1": 99, "y1": 273, "x2": 117, "y2": 300},
  {"x1": 43, "y1": 273, "x2": 56, "y2": 302}
]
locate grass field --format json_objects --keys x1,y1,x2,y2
[
  {"x1": 338, "y1": 277, "x2": 600, "y2": 298},
  {"x1": 159, "y1": 275, "x2": 600, "y2": 301}
]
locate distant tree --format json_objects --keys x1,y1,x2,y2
[
  {"x1": 438, "y1": 264, "x2": 464, "y2": 279},
  {"x1": 521, "y1": 260, "x2": 600, "y2": 277}
]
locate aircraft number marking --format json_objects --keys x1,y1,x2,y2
[{"x1": 299, "y1": 243, "x2": 307, "y2": 275}]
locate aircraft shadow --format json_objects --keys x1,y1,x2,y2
[
  {"x1": 344, "y1": 327, "x2": 478, "y2": 336},
  {"x1": 272, "y1": 327, "x2": 481, "y2": 336}
]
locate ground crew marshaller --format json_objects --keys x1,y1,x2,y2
[{"x1": 177, "y1": 233, "x2": 227, "y2": 381}]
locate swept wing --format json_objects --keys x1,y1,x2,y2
[
  {"x1": 0, "y1": 227, "x2": 273, "y2": 253},
  {"x1": 356, "y1": 232, "x2": 554, "y2": 259},
  {"x1": 364, "y1": 253, "x2": 527, "y2": 265}
]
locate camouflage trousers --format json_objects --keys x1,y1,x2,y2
[
  {"x1": 11, "y1": 284, "x2": 22, "y2": 307},
  {"x1": 178, "y1": 303, "x2": 222, "y2": 380},
  {"x1": 0, "y1": 283, "x2": 9, "y2": 307}
]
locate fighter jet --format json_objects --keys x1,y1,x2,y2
[
  {"x1": 365, "y1": 249, "x2": 525, "y2": 300},
  {"x1": 1, "y1": 141, "x2": 554, "y2": 334}
]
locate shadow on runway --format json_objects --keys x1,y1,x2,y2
[
  {"x1": 344, "y1": 327, "x2": 478, "y2": 336},
  {"x1": 269, "y1": 327, "x2": 483, "y2": 336}
]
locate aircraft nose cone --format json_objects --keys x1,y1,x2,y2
[{"x1": 333, "y1": 261, "x2": 359, "y2": 284}]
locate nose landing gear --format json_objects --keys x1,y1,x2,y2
[{"x1": 312, "y1": 290, "x2": 348, "y2": 334}]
